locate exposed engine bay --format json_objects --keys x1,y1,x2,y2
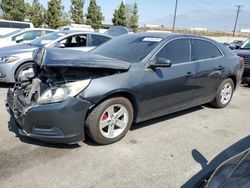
[{"x1": 15, "y1": 65, "x2": 122, "y2": 104}]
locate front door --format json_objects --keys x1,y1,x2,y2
[{"x1": 138, "y1": 38, "x2": 197, "y2": 120}]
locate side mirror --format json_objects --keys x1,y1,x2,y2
[
  {"x1": 54, "y1": 43, "x2": 65, "y2": 48},
  {"x1": 149, "y1": 58, "x2": 172, "y2": 69},
  {"x1": 15, "y1": 36, "x2": 24, "y2": 43}
]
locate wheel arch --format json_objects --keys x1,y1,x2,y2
[
  {"x1": 227, "y1": 75, "x2": 237, "y2": 90},
  {"x1": 14, "y1": 61, "x2": 35, "y2": 79},
  {"x1": 88, "y1": 90, "x2": 139, "y2": 122}
]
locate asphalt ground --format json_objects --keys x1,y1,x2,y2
[{"x1": 0, "y1": 84, "x2": 249, "y2": 188}]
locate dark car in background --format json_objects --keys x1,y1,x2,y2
[
  {"x1": 235, "y1": 38, "x2": 250, "y2": 85},
  {"x1": 6, "y1": 33, "x2": 244, "y2": 145},
  {"x1": 229, "y1": 40, "x2": 244, "y2": 50},
  {"x1": 200, "y1": 149, "x2": 250, "y2": 188}
]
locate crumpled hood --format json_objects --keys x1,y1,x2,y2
[
  {"x1": 0, "y1": 43, "x2": 37, "y2": 57},
  {"x1": 35, "y1": 47, "x2": 131, "y2": 70}
]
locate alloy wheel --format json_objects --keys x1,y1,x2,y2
[
  {"x1": 220, "y1": 83, "x2": 232, "y2": 105},
  {"x1": 99, "y1": 104, "x2": 129, "y2": 139}
]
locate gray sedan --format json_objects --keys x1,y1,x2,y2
[{"x1": 0, "y1": 30, "x2": 112, "y2": 83}]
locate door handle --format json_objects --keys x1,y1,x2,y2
[
  {"x1": 186, "y1": 72, "x2": 194, "y2": 78},
  {"x1": 214, "y1": 65, "x2": 224, "y2": 71}
]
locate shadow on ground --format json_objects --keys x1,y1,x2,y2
[
  {"x1": 8, "y1": 105, "x2": 205, "y2": 148},
  {"x1": 131, "y1": 106, "x2": 204, "y2": 131},
  {"x1": 182, "y1": 135, "x2": 250, "y2": 188}
]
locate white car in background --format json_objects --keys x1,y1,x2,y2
[
  {"x1": 0, "y1": 28, "x2": 55, "y2": 48},
  {"x1": 58, "y1": 24, "x2": 95, "y2": 32},
  {"x1": 0, "y1": 30, "x2": 113, "y2": 83},
  {"x1": 0, "y1": 20, "x2": 34, "y2": 36}
]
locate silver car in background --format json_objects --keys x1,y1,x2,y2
[
  {"x1": 0, "y1": 28, "x2": 55, "y2": 48},
  {"x1": 0, "y1": 30, "x2": 112, "y2": 83}
]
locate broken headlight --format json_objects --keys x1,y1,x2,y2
[{"x1": 38, "y1": 79, "x2": 91, "y2": 104}]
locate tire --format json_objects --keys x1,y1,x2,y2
[
  {"x1": 15, "y1": 62, "x2": 35, "y2": 81},
  {"x1": 210, "y1": 78, "x2": 234, "y2": 108},
  {"x1": 86, "y1": 97, "x2": 134, "y2": 145}
]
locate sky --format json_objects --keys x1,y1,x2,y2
[{"x1": 25, "y1": 0, "x2": 250, "y2": 24}]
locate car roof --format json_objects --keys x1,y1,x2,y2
[
  {"x1": 131, "y1": 32, "x2": 219, "y2": 41},
  {"x1": 131, "y1": 32, "x2": 176, "y2": 39},
  {"x1": 56, "y1": 30, "x2": 113, "y2": 38},
  {"x1": 20, "y1": 28, "x2": 55, "y2": 32}
]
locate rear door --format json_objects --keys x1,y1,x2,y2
[
  {"x1": 191, "y1": 39, "x2": 224, "y2": 103},
  {"x1": 139, "y1": 38, "x2": 197, "y2": 119}
]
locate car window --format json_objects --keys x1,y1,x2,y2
[
  {"x1": 11, "y1": 22, "x2": 30, "y2": 28},
  {"x1": 60, "y1": 34, "x2": 87, "y2": 48},
  {"x1": 12, "y1": 30, "x2": 42, "y2": 41},
  {"x1": 0, "y1": 22, "x2": 10, "y2": 27},
  {"x1": 31, "y1": 32, "x2": 66, "y2": 47},
  {"x1": 93, "y1": 35, "x2": 162, "y2": 63},
  {"x1": 156, "y1": 38, "x2": 191, "y2": 64},
  {"x1": 192, "y1": 39, "x2": 222, "y2": 61},
  {"x1": 90, "y1": 34, "x2": 110, "y2": 46}
]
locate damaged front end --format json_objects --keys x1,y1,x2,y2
[
  {"x1": 6, "y1": 47, "x2": 130, "y2": 143},
  {"x1": 6, "y1": 67, "x2": 94, "y2": 143}
]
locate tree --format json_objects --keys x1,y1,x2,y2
[
  {"x1": 0, "y1": 0, "x2": 26, "y2": 21},
  {"x1": 112, "y1": 1, "x2": 127, "y2": 26},
  {"x1": 112, "y1": 9, "x2": 119, "y2": 26},
  {"x1": 125, "y1": 3, "x2": 133, "y2": 22},
  {"x1": 129, "y1": 3, "x2": 139, "y2": 32},
  {"x1": 70, "y1": 0, "x2": 84, "y2": 24},
  {"x1": 28, "y1": 0, "x2": 45, "y2": 27},
  {"x1": 47, "y1": 0, "x2": 62, "y2": 29},
  {"x1": 86, "y1": 0, "x2": 103, "y2": 29},
  {"x1": 61, "y1": 11, "x2": 71, "y2": 26}
]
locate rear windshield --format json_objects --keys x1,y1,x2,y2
[{"x1": 92, "y1": 35, "x2": 162, "y2": 63}]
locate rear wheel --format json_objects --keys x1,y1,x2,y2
[
  {"x1": 15, "y1": 62, "x2": 34, "y2": 81},
  {"x1": 86, "y1": 97, "x2": 133, "y2": 145},
  {"x1": 210, "y1": 78, "x2": 234, "y2": 108}
]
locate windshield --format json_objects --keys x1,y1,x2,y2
[
  {"x1": 30, "y1": 31, "x2": 66, "y2": 47},
  {"x1": 92, "y1": 35, "x2": 163, "y2": 63},
  {"x1": 241, "y1": 39, "x2": 250, "y2": 49},
  {"x1": 0, "y1": 29, "x2": 22, "y2": 38}
]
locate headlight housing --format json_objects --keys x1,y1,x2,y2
[
  {"x1": 0, "y1": 56, "x2": 20, "y2": 63},
  {"x1": 38, "y1": 79, "x2": 91, "y2": 104}
]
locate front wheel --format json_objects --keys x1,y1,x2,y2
[
  {"x1": 15, "y1": 62, "x2": 34, "y2": 81},
  {"x1": 210, "y1": 78, "x2": 234, "y2": 108},
  {"x1": 86, "y1": 97, "x2": 134, "y2": 145}
]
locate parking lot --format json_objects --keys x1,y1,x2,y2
[{"x1": 0, "y1": 85, "x2": 249, "y2": 188}]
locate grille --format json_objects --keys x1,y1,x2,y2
[
  {"x1": 7, "y1": 89, "x2": 25, "y2": 117},
  {"x1": 239, "y1": 55, "x2": 250, "y2": 68},
  {"x1": 7, "y1": 89, "x2": 14, "y2": 110}
]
